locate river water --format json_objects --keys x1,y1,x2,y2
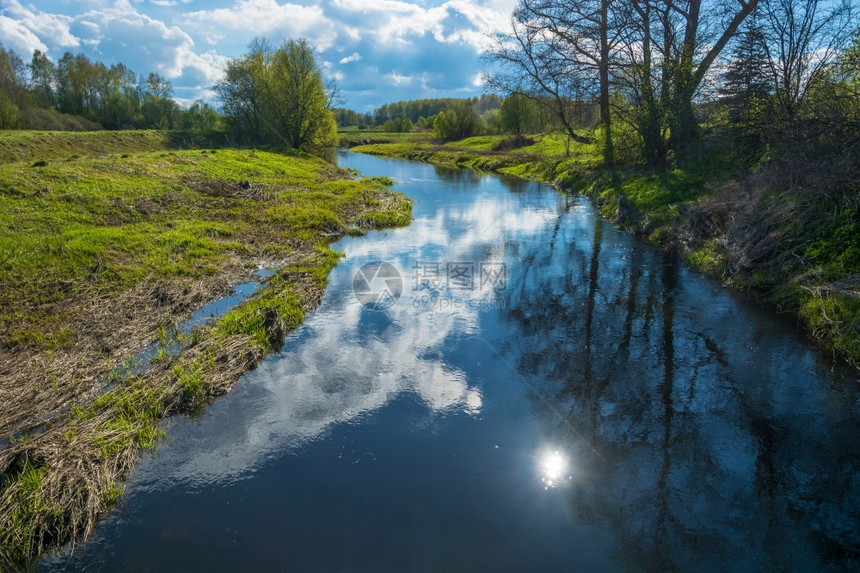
[{"x1": 40, "y1": 151, "x2": 859, "y2": 572}]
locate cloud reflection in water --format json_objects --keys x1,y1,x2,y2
[{"x1": 149, "y1": 162, "x2": 558, "y2": 489}]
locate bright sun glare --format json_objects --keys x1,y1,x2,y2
[{"x1": 539, "y1": 450, "x2": 568, "y2": 488}]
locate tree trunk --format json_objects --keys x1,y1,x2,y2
[
  {"x1": 599, "y1": 0, "x2": 615, "y2": 170},
  {"x1": 671, "y1": 87, "x2": 699, "y2": 159},
  {"x1": 599, "y1": 0, "x2": 615, "y2": 169},
  {"x1": 636, "y1": 0, "x2": 665, "y2": 166}
]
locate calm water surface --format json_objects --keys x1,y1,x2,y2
[{"x1": 40, "y1": 151, "x2": 859, "y2": 572}]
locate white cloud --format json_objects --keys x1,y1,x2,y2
[
  {"x1": 0, "y1": 0, "x2": 521, "y2": 109},
  {"x1": 339, "y1": 51, "x2": 361, "y2": 64},
  {"x1": 1, "y1": 0, "x2": 78, "y2": 47},
  {"x1": 183, "y1": 0, "x2": 336, "y2": 49},
  {"x1": 0, "y1": 14, "x2": 48, "y2": 56},
  {"x1": 329, "y1": 0, "x2": 512, "y2": 51},
  {"x1": 0, "y1": 0, "x2": 80, "y2": 56}
]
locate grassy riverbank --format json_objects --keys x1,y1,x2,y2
[
  {"x1": 348, "y1": 131, "x2": 859, "y2": 368},
  {"x1": 0, "y1": 131, "x2": 411, "y2": 567}
]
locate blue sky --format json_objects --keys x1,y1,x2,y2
[{"x1": 0, "y1": 0, "x2": 517, "y2": 111}]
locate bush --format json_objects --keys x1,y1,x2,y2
[
  {"x1": 433, "y1": 105, "x2": 480, "y2": 141},
  {"x1": 382, "y1": 116, "x2": 412, "y2": 133}
]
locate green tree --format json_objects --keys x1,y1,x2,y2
[
  {"x1": 217, "y1": 37, "x2": 337, "y2": 151},
  {"x1": 382, "y1": 115, "x2": 413, "y2": 132},
  {"x1": 499, "y1": 93, "x2": 539, "y2": 134},
  {"x1": 433, "y1": 103, "x2": 481, "y2": 141},
  {"x1": 0, "y1": 43, "x2": 24, "y2": 129},
  {"x1": 141, "y1": 72, "x2": 177, "y2": 129},
  {"x1": 216, "y1": 38, "x2": 270, "y2": 140},
  {"x1": 718, "y1": 10, "x2": 771, "y2": 153},
  {"x1": 179, "y1": 100, "x2": 221, "y2": 131},
  {"x1": 267, "y1": 39, "x2": 337, "y2": 150},
  {"x1": 28, "y1": 50, "x2": 55, "y2": 108}
]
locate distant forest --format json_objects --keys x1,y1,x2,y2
[
  {"x1": 333, "y1": 95, "x2": 503, "y2": 128},
  {"x1": 0, "y1": 44, "x2": 219, "y2": 132}
]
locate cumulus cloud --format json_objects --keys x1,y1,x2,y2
[
  {"x1": 2, "y1": 0, "x2": 78, "y2": 49},
  {"x1": 329, "y1": 0, "x2": 512, "y2": 51},
  {"x1": 0, "y1": 14, "x2": 48, "y2": 56},
  {"x1": 183, "y1": 0, "x2": 336, "y2": 49},
  {"x1": 0, "y1": 0, "x2": 519, "y2": 108},
  {"x1": 66, "y1": 1, "x2": 225, "y2": 91}
]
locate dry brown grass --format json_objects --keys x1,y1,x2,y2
[
  {"x1": 0, "y1": 249, "x2": 339, "y2": 569},
  {"x1": 0, "y1": 269, "x2": 246, "y2": 440}
]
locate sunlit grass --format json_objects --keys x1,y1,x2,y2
[{"x1": 0, "y1": 146, "x2": 411, "y2": 351}]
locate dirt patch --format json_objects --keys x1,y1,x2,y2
[
  {"x1": 185, "y1": 178, "x2": 279, "y2": 201},
  {"x1": 492, "y1": 134, "x2": 536, "y2": 151}
]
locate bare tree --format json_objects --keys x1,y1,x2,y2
[
  {"x1": 485, "y1": 0, "x2": 626, "y2": 165},
  {"x1": 661, "y1": 0, "x2": 762, "y2": 155},
  {"x1": 761, "y1": 0, "x2": 857, "y2": 123},
  {"x1": 485, "y1": 12, "x2": 594, "y2": 147}
]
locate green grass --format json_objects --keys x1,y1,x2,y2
[
  {"x1": 0, "y1": 145, "x2": 409, "y2": 351},
  {"x1": 0, "y1": 129, "x2": 231, "y2": 165},
  {"x1": 338, "y1": 129, "x2": 431, "y2": 148},
  {"x1": 797, "y1": 291, "x2": 860, "y2": 364}
]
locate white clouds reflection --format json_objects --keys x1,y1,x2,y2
[{"x1": 149, "y1": 163, "x2": 560, "y2": 488}]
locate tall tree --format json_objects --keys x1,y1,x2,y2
[
  {"x1": 616, "y1": 0, "x2": 761, "y2": 163},
  {"x1": 216, "y1": 38, "x2": 271, "y2": 140},
  {"x1": 526, "y1": 0, "x2": 624, "y2": 164},
  {"x1": 499, "y1": 93, "x2": 540, "y2": 134},
  {"x1": 267, "y1": 39, "x2": 337, "y2": 150},
  {"x1": 433, "y1": 101, "x2": 481, "y2": 140},
  {"x1": 141, "y1": 72, "x2": 177, "y2": 129},
  {"x1": 660, "y1": 0, "x2": 761, "y2": 156},
  {"x1": 216, "y1": 38, "x2": 337, "y2": 151},
  {"x1": 486, "y1": 1, "x2": 604, "y2": 150},
  {"x1": 718, "y1": 9, "x2": 771, "y2": 150},
  {"x1": 0, "y1": 43, "x2": 25, "y2": 129},
  {"x1": 486, "y1": 0, "x2": 626, "y2": 165},
  {"x1": 28, "y1": 50, "x2": 55, "y2": 109}
]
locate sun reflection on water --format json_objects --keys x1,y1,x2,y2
[{"x1": 539, "y1": 449, "x2": 570, "y2": 489}]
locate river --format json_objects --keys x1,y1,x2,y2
[{"x1": 39, "y1": 151, "x2": 859, "y2": 572}]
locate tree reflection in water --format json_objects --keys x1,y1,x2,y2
[{"x1": 496, "y1": 202, "x2": 859, "y2": 572}]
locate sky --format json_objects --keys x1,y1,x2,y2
[{"x1": 0, "y1": 0, "x2": 518, "y2": 111}]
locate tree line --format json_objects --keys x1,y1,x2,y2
[
  {"x1": 484, "y1": 0, "x2": 859, "y2": 169},
  {"x1": 334, "y1": 95, "x2": 502, "y2": 129},
  {"x1": 0, "y1": 43, "x2": 219, "y2": 131},
  {"x1": 334, "y1": 92, "x2": 595, "y2": 141},
  {"x1": 0, "y1": 37, "x2": 339, "y2": 153}
]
